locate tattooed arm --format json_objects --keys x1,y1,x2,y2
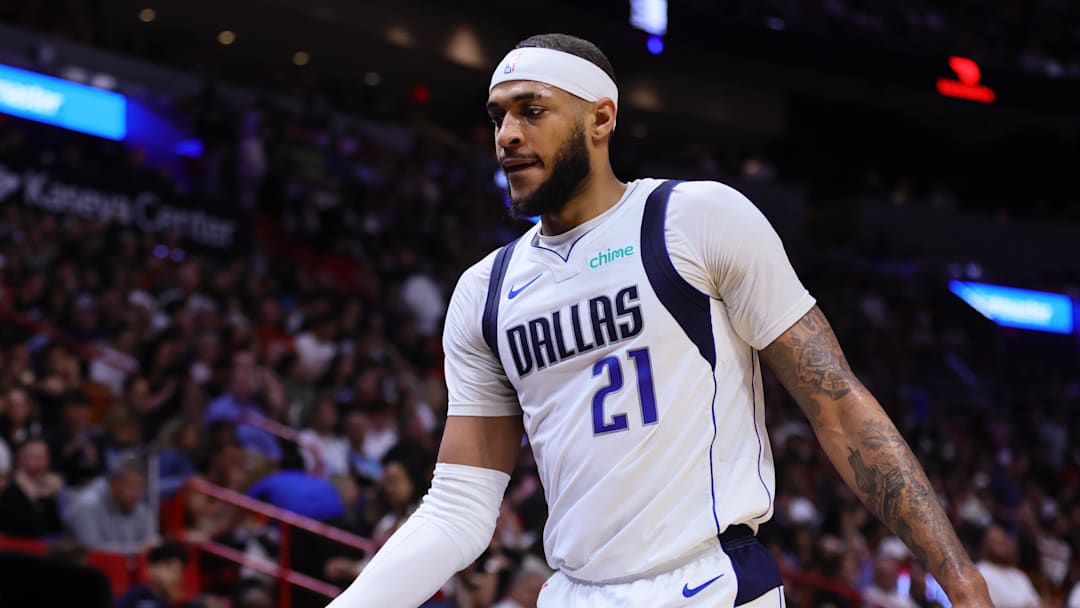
[{"x1": 760, "y1": 306, "x2": 992, "y2": 606}]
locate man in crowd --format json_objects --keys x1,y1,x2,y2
[{"x1": 66, "y1": 456, "x2": 156, "y2": 552}]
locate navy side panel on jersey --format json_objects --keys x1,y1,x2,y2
[
  {"x1": 483, "y1": 237, "x2": 522, "y2": 358},
  {"x1": 639, "y1": 180, "x2": 717, "y2": 369},
  {"x1": 723, "y1": 526, "x2": 784, "y2": 605}
]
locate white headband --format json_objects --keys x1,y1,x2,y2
[{"x1": 490, "y1": 47, "x2": 618, "y2": 108}]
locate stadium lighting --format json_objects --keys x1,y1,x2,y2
[
  {"x1": 630, "y1": 0, "x2": 667, "y2": 36},
  {"x1": 936, "y1": 56, "x2": 995, "y2": 103},
  {"x1": 949, "y1": 280, "x2": 1074, "y2": 334},
  {"x1": 0, "y1": 64, "x2": 126, "y2": 140},
  {"x1": 138, "y1": 8, "x2": 156, "y2": 23},
  {"x1": 293, "y1": 51, "x2": 310, "y2": 66},
  {"x1": 218, "y1": 30, "x2": 236, "y2": 46},
  {"x1": 647, "y1": 35, "x2": 664, "y2": 55}
]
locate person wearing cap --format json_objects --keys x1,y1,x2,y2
[
  {"x1": 327, "y1": 34, "x2": 992, "y2": 607},
  {"x1": 116, "y1": 541, "x2": 189, "y2": 608}
]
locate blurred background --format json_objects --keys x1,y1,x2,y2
[{"x1": 0, "y1": 1, "x2": 1077, "y2": 607}]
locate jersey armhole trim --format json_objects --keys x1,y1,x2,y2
[
  {"x1": 481, "y1": 237, "x2": 522, "y2": 359},
  {"x1": 640, "y1": 180, "x2": 718, "y2": 369}
]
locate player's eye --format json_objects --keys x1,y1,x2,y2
[
  {"x1": 524, "y1": 106, "x2": 545, "y2": 117},
  {"x1": 490, "y1": 114, "x2": 504, "y2": 128}
]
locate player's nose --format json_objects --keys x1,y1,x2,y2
[{"x1": 496, "y1": 116, "x2": 524, "y2": 149}]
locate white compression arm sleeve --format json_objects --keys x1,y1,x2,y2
[{"x1": 326, "y1": 463, "x2": 510, "y2": 608}]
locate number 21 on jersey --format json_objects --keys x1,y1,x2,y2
[{"x1": 591, "y1": 348, "x2": 658, "y2": 435}]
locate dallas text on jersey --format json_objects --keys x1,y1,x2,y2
[{"x1": 506, "y1": 285, "x2": 643, "y2": 378}]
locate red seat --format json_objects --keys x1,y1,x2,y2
[
  {"x1": 0, "y1": 535, "x2": 49, "y2": 556},
  {"x1": 86, "y1": 550, "x2": 134, "y2": 597}
]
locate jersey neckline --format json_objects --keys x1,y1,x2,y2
[{"x1": 529, "y1": 180, "x2": 643, "y2": 262}]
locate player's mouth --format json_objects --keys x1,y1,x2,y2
[{"x1": 502, "y1": 159, "x2": 541, "y2": 174}]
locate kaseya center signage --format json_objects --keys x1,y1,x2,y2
[{"x1": 0, "y1": 159, "x2": 240, "y2": 250}]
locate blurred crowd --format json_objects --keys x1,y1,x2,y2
[
  {"x1": 731, "y1": 0, "x2": 1080, "y2": 79},
  {"x1": 1, "y1": 86, "x2": 1079, "y2": 608},
  {"x1": 0, "y1": 5, "x2": 1078, "y2": 608}
]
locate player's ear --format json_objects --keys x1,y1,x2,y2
[{"x1": 590, "y1": 98, "x2": 616, "y2": 141}]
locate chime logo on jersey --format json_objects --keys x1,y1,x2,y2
[
  {"x1": 505, "y1": 285, "x2": 643, "y2": 378},
  {"x1": 589, "y1": 244, "x2": 635, "y2": 270}
]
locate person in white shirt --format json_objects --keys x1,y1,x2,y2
[
  {"x1": 862, "y1": 554, "x2": 917, "y2": 608},
  {"x1": 299, "y1": 395, "x2": 350, "y2": 478},
  {"x1": 975, "y1": 525, "x2": 1041, "y2": 608},
  {"x1": 326, "y1": 34, "x2": 992, "y2": 608}
]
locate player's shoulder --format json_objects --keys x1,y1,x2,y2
[
  {"x1": 666, "y1": 179, "x2": 750, "y2": 206},
  {"x1": 650, "y1": 178, "x2": 760, "y2": 225},
  {"x1": 451, "y1": 249, "x2": 500, "y2": 305}
]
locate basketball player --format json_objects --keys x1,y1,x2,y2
[{"x1": 327, "y1": 34, "x2": 993, "y2": 607}]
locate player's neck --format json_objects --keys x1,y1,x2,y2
[{"x1": 539, "y1": 168, "x2": 625, "y2": 236}]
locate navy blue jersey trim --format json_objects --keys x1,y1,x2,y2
[
  {"x1": 528, "y1": 227, "x2": 595, "y2": 263},
  {"x1": 750, "y1": 350, "x2": 774, "y2": 520},
  {"x1": 482, "y1": 237, "x2": 522, "y2": 359},
  {"x1": 640, "y1": 180, "x2": 717, "y2": 369},
  {"x1": 724, "y1": 531, "x2": 783, "y2": 606},
  {"x1": 708, "y1": 375, "x2": 722, "y2": 538}
]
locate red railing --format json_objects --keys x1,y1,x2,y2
[
  {"x1": 780, "y1": 565, "x2": 862, "y2": 608},
  {"x1": 166, "y1": 476, "x2": 375, "y2": 607}
]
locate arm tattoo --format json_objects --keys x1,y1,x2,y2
[
  {"x1": 789, "y1": 309, "x2": 854, "y2": 400},
  {"x1": 848, "y1": 445, "x2": 930, "y2": 568},
  {"x1": 763, "y1": 306, "x2": 857, "y2": 424},
  {"x1": 762, "y1": 307, "x2": 980, "y2": 592}
]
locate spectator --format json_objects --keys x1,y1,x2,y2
[
  {"x1": 298, "y1": 395, "x2": 349, "y2": 477},
  {"x1": 116, "y1": 541, "x2": 189, "y2": 608},
  {"x1": 203, "y1": 351, "x2": 283, "y2": 463},
  {"x1": 0, "y1": 437, "x2": 63, "y2": 537},
  {"x1": 343, "y1": 410, "x2": 383, "y2": 484},
  {"x1": 156, "y1": 417, "x2": 201, "y2": 497},
  {"x1": 245, "y1": 467, "x2": 345, "y2": 522},
  {"x1": 862, "y1": 553, "x2": 917, "y2": 608},
  {"x1": 492, "y1": 554, "x2": 553, "y2": 608},
  {"x1": 45, "y1": 390, "x2": 106, "y2": 489},
  {"x1": 185, "y1": 440, "x2": 254, "y2": 547},
  {"x1": 101, "y1": 406, "x2": 142, "y2": 472},
  {"x1": 0, "y1": 387, "x2": 44, "y2": 446},
  {"x1": 369, "y1": 444, "x2": 431, "y2": 549},
  {"x1": 66, "y1": 457, "x2": 155, "y2": 552},
  {"x1": 294, "y1": 315, "x2": 339, "y2": 381},
  {"x1": 976, "y1": 524, "x2": 1041, "y2": 608}
]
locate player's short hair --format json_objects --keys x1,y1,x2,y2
[{"x1": 513, "y1": 34, "x2": 617, "y2": 86}]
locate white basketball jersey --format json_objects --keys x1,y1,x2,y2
[{"x1": 443, "y1": 179, "x2": 815, "y2": 584}]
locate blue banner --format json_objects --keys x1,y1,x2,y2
[
  {"x1": 949, "y1": 280, "x2": 1074, "y2": 335},
  {"x1": 0, "y1": 64, "x2": 126, "y2": 140}
]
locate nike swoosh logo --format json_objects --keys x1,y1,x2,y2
[
  {"x1": 507, "y1": 274, "x2": 542, "y2": 300},
  {"x1": 682, "y1": 574, "x2": 724, "y2": 598}
]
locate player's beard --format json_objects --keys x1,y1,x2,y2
[{"x1": 508, "y1": 122, "x2": 590, "y2": 219}]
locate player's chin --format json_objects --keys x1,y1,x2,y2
[
  {"x1": 507, "y1": 167, "x2": 542, "y2": 190},
  {"x1": 507, "y1": 180, "x2": 539, "y2": 202}
]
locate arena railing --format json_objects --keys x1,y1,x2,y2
[
  {"x1": 779, "y1": 565, "x2": 862, "y2": 608},
  {"x1": 164, "y1": 476, "x2": 375, "y2": 607}
]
